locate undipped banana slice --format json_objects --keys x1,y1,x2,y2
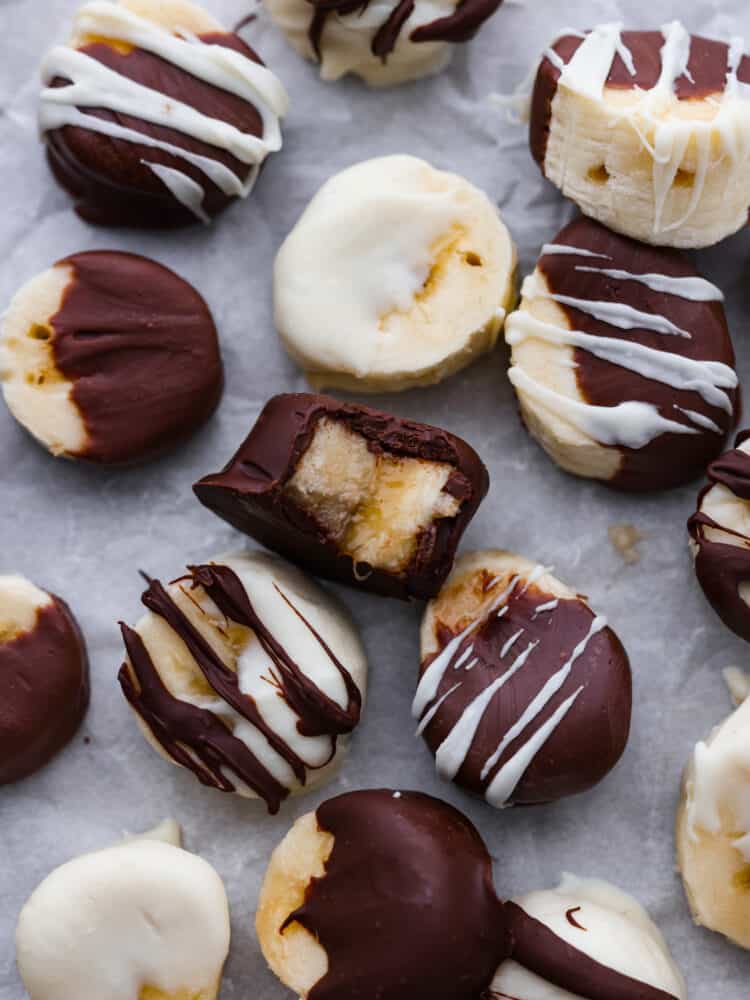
[
  {"x1": 274, "y1": 155, "x2": 517, "y2": 393},
  {"x1": 529, "y1": 23, "x2": 750, "y2": 248}
]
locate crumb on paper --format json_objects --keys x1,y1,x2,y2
[
  {"x1": 723, "y1": 666, "x2": 750, "y2": 706},
  {"x1": 608, "y1": 524, "x2": 644, "y2": 565}
]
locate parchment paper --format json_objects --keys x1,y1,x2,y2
[{"x1": 2, "y1": 0, "x2": 750, "y2": 995}]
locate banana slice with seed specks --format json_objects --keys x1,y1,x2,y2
[
  {"x1": 677, "y1": 693, "x2": 750, "y2": 951},
  {"x1": 16, "y1": 822, "x2": 230, "y2": 1000},
  {"x1": 274, "y1": 155, "x2": 517, "y2": 393},
  {"x1": 530, "y1": 23, "x2": 750, "y2": 249}
]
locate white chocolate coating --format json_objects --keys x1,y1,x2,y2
[
  {"x1": 16, "y1": 823, "x2": 230, "y2": 1000},
  {"x1": 123, "y1": 550, "x2": 368, "y2": 800},
  {"x1": 39, "y1": 0, "x2": 289, "y2": 222},
  {"x1": 677, "y1": 695, "x2": 750, "y2": 950},
  {"x1": 264, "y1": 0, "x2": 458, "y2": 87},
  {"x1": 0, "y1": 264, "x2": 88, "y2": 459},
  {"x1": 540, "y1": 23, "x2": 750, "y2": 248},
  {"x1": 274, "y1": 155, "x2": 517, "y2": 392},
  {"x1": 492, "y1": 875, "x2": 687, "y2": 999}
]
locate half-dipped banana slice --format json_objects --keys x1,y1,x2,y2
[
  {"x1": 274, "y1": 155, "x2": 517, "y2": 392},
  {"x1": 677, "y1": 691, "x2": 750, "y2": 951},
  {"x1": 505, "y1": 217, "x2": 737, "y2": 491},
  {"x1": 529, "y1": 23, "x2": 750, "y2": 248},
  {"x1": 16, "y1": 822, "x2": 230, "y2": 1000}
]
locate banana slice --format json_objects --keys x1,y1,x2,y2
[
  {"x1": 689, "y1": 432, "x2": 750, "y2": 642},
  {"x1": 493, "y1": 874, "x2": 687, "y2": 999},
  {"x1": 263, "y1": 0, "x2": 503, "y2": 87},
  {"x1": 505, "y1": 216, "x2": 737, "y2": 491},
  {"x1": 16, "y1": 822, "x2": 230, "y2": 1000},
  {"x1": 274, "y1": 155, "x2": 517, "y2": 393},
  {"x1": 118, "y1": 551, "x2": 367, "y2": 813},
  {"x1": 529, "y1": 23, "x2": 750, "y2": 249},
  {"x1": 676, "y1": 694, "x2": 750, "y2": 951}
]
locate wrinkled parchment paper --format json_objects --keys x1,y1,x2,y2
[{"x1": 2, "y1": 0, "x2": 750, "y2": 995}]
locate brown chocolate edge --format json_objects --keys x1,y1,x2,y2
[{"x1": 193, "y1": 393, "x2": 489, "y2": 601}]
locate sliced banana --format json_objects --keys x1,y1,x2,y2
[
  {"x1": 274, "y1": 155, "x2": 517, "y2": 393},
  {"x1": 677, "y1": 694, "x2": 750, "y2": 950},
  {"x1": 530, "y1": 23, "x2": 750, "y2": 248},
  {"x1": 16, "y1": 822, "x2": 230, "y2": 1000}
]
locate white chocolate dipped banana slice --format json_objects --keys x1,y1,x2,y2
[
  {"x1": 677, "y1": 693, "x2": 750, "y2": 951},
  {"x1": 16, "y1": 821, "x2": 230, "y2": 1000},
  {"x1": 274, "y1": 155, "x2": 517, "y2": 393},
  {"x1": 529, "y1": 23, "x2": 750, "y2": 249},
  {"x1": 505, "y1": 216, "x2": 737, "y2": 491}
]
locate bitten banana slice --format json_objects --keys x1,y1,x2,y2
[
  {"x1": 529, "y1": 23, "x2": 750, "y2": 248},
  {"x1": 263, "y1": 0, "x2": 503, "y2": 87},
  {"x1": 505, "y1": 217, "x2": 737, "y2": 491},
  {"x1": 16, "y1": 822, "x2": 230, "y2": 1000},
  {"x1": 274, "y1": 155, "x2": 517, "y2": 393},
  {"x1": 677, "y1": 693, "x2": 750, "y2": 951},
  {"x1": 492, "y1": 875, "x2": 687, "y2": 999}
]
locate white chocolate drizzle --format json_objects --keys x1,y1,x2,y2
[
  {"x1": 39, "y1": 1, "x2": 288, "y2": 221},
  {"x1": 573, "y1": 266, "x2": 724, "y2": 302},
  {"x1": 548, "y1": 21, "x2": 750, "y2": 235},
  {"x1": 500, "y1": 629, "x2": 524, "y2": 658}
]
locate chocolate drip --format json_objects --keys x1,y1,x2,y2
[
  {"x1": 689, "y1": 432, "x2": 750, "y2": 641},
  {"x1": 194, "y1": 394, "x2": 489, "y2": 601},
  {"x1": 46, "y1": 32, "x2": 265, "y2": 227},
  {"x1": 538, "y1": 218, "x2": 738, "y2": 491},
  {"x1": 49, "y1": 251, "x2": 223, "y2": 465},
  {"x1": 305, "y1": 0, "x2": 502, "y2": 64},
  {"x1": 0, "y1": 597, "x2": 89, "y2": 785},
  {"x1": 284, "y1": 789, "x2": 510, "y2": 1000},
  {"x1": 419, "y1": 584, "x2": 631, "y2": 804},
  {"x1": 504, "y1": 902, "x2": 680, "y2": 1000},
  {"x1": 531, "y1": 31, "x2": 750, "y2": 168},
  {"x1": 118, "y1": 564, "x2": 361, "y2": 810}
]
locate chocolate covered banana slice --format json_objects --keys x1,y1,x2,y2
[
  {"x1": 274, "y1": 156, "x2": 517, "y2": 392},
  {"x1": 505, "y1": 217, "x2": 737, "y2": 491},
  {"x1": 529, "y1": 23, "x2": 750, "y2": 248}
]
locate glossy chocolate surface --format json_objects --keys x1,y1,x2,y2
[
  {"x1": 419, "y1": 580, "x2": 631, "y2": 804},
  {"x1": 193, "y1": 393, "x2": 489, "y2": 600},
  {"x1": 689, "y1": 430, "x2": 750, "y2": 642},
  {"x1": 50, "y1": 251, "x2": 223, "y2": 465},
  {"x1": 537, "y1": 218, "x2": 738, "y2": 491},
  {"x1": 284, "y1": 789, "x2": 509, "y2": 1000},
  {"x1": 0, "y1": 595, "x2": 89, "y2": 785},
  {"x1": 46, "y1": 32, "x2": 264, "y2": 228}
]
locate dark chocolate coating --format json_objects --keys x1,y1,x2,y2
[
  {"x1": 535, "y1": 218, "x2": 738, "y2": 491},
  {"x1": 306, "y1": 0, "x2": 503, "y2": 65},
  {"x1": 529, "y1": 31, "x2": 750, "y2": 172},
  {"x1": 689, "y1": 430, "x2": 750, "y2": 642},
  {"x1": 193, "y1": 393, "x2": 489, "y2": 601},
  {"x1": 503, "y1": 902, "x2": 681, "y2": 1000},
  {"x1": 119, "y1": 563, "x2": 361, "y2": 813},
  {"x1": 45, "y1": 32, "x2": 266, "y2": 228},
  {"x1": 530, "y1": 31, "x2": 750, "y2": 169},
  {"x1": 0, "y1": 593, "x2": 89, "y2": 785},
  {"x1": 283, "y1": 789, "x2": 510, "y2": 1000},
  {"x1": 48, "y1": 251, "x2": 223, "y2": 465},
  {"x1": 418, "y1": 577, "x2": 631, "y2": 804}
]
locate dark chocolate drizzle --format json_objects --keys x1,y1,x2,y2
[
  {"x1": 504, "y1": 902, "x2": 680, "y2": 1000},
  {"x1": 418, "y1": 576, "x2": 631, "y2": 804},
  {"x1": 284, "y1": 789, "x2": 510, "y2": 1000},
  {"x1": 0, "y1": 595, "x2": 89, "y2": 785},
  {"x1": 531, "y1": 30, "x2": 750, "y2": 169},
  {"x1": 45, "y1": 32, "x2": 267, "y2": 227},
  {"x1": 305, "y1": 0, "x2": 502, "y2": 64},
  {"x1": 49, "y1": 251, "x2": 223, "y2": 465},
  {"x1": 194, "y1": 393, "x2": 489, "y2": 601},
  {"x1": 118, "y1": 563, "x2": 361, "y2": 812},
  {"x1": 534, "y1": 217, "x2": 738, "y2": 491},
  {"x1": 689, "y1": 430, "x2": 750, "y2": 642}
]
